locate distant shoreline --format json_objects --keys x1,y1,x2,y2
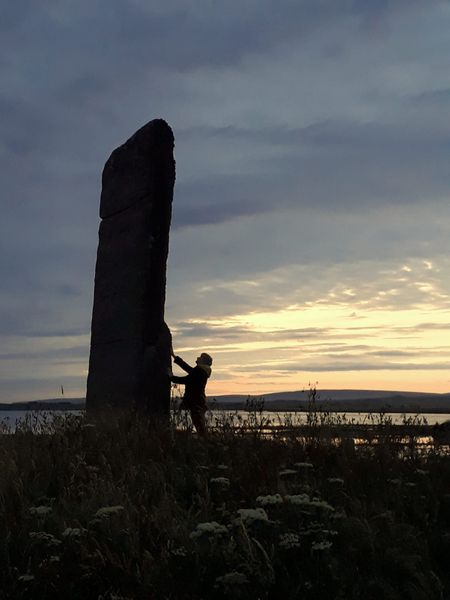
[{"x1": 1, "y1": 399, "x2": 450, "y2": 414}]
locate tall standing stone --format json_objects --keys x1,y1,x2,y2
[{"x1": 86, "y1": 119, "x2": 175, "y2": 415}]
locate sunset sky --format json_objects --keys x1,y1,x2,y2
[{"x1": 2, "y1": 1, "x2": 450, "y2": 401}]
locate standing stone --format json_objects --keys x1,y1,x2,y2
[{"x1": 86, "y1": 119, "x2": 175, "y2": 415}]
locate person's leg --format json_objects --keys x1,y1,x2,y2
[{"x1": 190, "y1": 408, "x2": 207, "y2": 437}]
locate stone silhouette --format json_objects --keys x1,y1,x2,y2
[{"x1": 86, "y1": 119, "x2": 175, "y2": 415}]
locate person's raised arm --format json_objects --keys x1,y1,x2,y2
[{"x1": 173, "y1": 355, "x2": 194, "y2": 374}]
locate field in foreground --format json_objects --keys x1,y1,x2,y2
[{"x1": 0, "y1": 407, "x2": 449, "y2": 600}]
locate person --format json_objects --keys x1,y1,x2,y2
[{"x1": 170, "y1": 351, "x2": 213, "y2": 436}]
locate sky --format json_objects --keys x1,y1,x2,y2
[{"x1": 1, "y1": 1, "x2": 450, "y2": 402}]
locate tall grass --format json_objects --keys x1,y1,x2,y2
[{"x1": 0, "y1": 402, "x2": 449, "y2": 599}]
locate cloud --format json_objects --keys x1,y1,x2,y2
[
  {"x1": 0, "y1": 345, "x2": 87, "y2": 362},
  {"x1": 1, "y1": 0, "x2": 450, "y2": 399},
  {"x1": 172, "y1": 106, "x2": 450, "y2": 227},
  {"x1": 232, "y1": 361, "x2": 450, "y2": 373}
]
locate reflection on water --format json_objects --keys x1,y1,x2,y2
[
  {"x1": 206, "y1": 410, "x2": 450, "y2": 427},
  {"x1": 0, "y1": 410, "x2": 449, "y2": 450},
  {"x1": 0, "y1": 410, "x2": 84, "y2": 433},
  {"x1": 1, "y1": 409, "x2": 449, "y2": 427}
]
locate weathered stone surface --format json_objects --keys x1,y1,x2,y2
[{"x1": 86, "y1": 119, "x2": 175, "y2": 414}]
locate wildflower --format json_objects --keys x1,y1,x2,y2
[
  {"x1": 217, "y1": 464, "x2": 229, "y2": 471},
  {"x1": 29, "y1": 532, "x2": 61, "y2": 547},
  {"x1": 279, "y1": 469, "x2": 297, "y2": 477},
  {"x1": 331, "y1": 511, "x2": 346, "y2": 520},
  {"x1": 311, "y1": 540, "x2": 333, "y2": 551},
  {"x1": 49, "y1": 555, "x2": 60, "y2": 563},
  {"x1": 190, "y1": 521, "x2": 228, "y2": 539},
  {"x1": 327, "y1": 477, "x2": 344, "y2": 485},
  {"x1": 415, "y1": 469, "x2": 429, "y2": 476},
  {"x1": 62, "y1": 527, "x2": 87, "y2": 537},
  {"x1": 387, "y1": 478, "x2": 401, "y2": 485},
  {"x1": 285, "y1": 494, "x2": 311, "y2": 505},
  {"x1": 294, "y1": 462, "x2": 314, "y2": 469},
  {"x1": 82, "y1": 423, "x2": 96, "y2": 429},
  {"x1": 86, "y1": 465, "x2": 100, "y2": 473},
  {"x1": 29, "y1": 506, "x2": 52, "y2": 516},
  {"x1": 210, "y1": 477, "x2": 230, "y2": 487},
  {"x1": 94, "y1": 505, "x2": 124, "y2": 518},
  {"x1": 405, "y1": 482, "x2": 417, "y2": 488},
  {"x1": 171, "y1": 547, "x2": 188, "y2": 557},
  {"x1": 215, "y1": 571, "x2": 249, "y2": 586},
  {"x1": 237, "y1": 508, "x2": 269, "y2": 524},
  {"x1": 310, "y1": 499, "x2": 334, "y2": 511},
  {"x1": 256, "y1": 494, "x2": 283, "y2": 506},
  {"x1": 285, "y1": 495, "x2": 334, "y2": 512},
  {"x1": 279, "y1": 533, "x2": 301, "y2": 549},
  {"x1": 18, "y1": 575, "x2": 35, "y2": 582},
  {"x1": 196, "y1": 465, "x2": 209, "y2": 472}
]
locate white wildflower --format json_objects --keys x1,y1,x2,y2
[
  {"x1": 285, "y1": 495, "x2": 334, "y2": 512},
  {"x1": 405, "y1": 482, "x2": 416, "y2": 488},
  {"x1": 29, "y1": 506, "x2": 52, "y2": 516},
  {"x1": 29, "y1": 532, "x2": 61, "y2": 547},
  {"x1": 82, "y1": 423, "x2": 96, "y2": 429},
  {"x1": 210, "y1": 477, "x2": 230, "y2": 487},
  {"x1": 311, "y1": 540, "x2": 333, "y2": 551},
  {"x1": 215, "y1": 572, "x2": 249, "y2": 586},
  {"x1": 285, "y1": 494, "x2": 311, "y2": 505},
  {"x1": 309, "y1": 499, "x2": 334, "y2": 512},
  {"x1": 171, "y1": 547, "x2": 188, "y2": 557},
  {"x1": 256, "y1": 494, "x2": 283, "y2": 506},
  {"x1": 62, "y1": 527, "x2": 87, "y2": 537},
  {"x1": 294, "y1": 462, "x2": 314, "y2": 469},
  {"x1": 237, "y1": 508, "x2": 269, "y2": 524},
  {"x1": 94, "y1": 505, "x2": 124, "y2": 518},
  {"x1": 327, "y1": 477, "x2": 344, "y2": 485},
  {"x1": 190, "y1": 521, "x2": 228, "y2": 539},
  {"x1": 18, "y1": 574, "x2": 35, "y2": 582},
  {"x1": 49, "y1": 555, "x2": 60, "y2": 563},
  {"x1": 415, "y1": 469, "x2": 428, "y2": 476},
  {"x1": 217, "y1": 464, "x2": 229, "y2": 471},
  {"x1": 279, "y1": 469, "x2": 297, "y2": 477},
  {"x1": 388, "y1": 478, "x2": 401, "y2": 485},
  {"x1": 331, "y1": 511, "x2": 346, "y2": 520},
  {"x1": 279, "y1": 533, "x2": 301, "y2": 549}
]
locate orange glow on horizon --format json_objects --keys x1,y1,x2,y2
[{"x1": 173, "y1": 302, "x2": 450, "y2": 396}]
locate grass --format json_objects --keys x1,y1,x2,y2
[{"x1": 0, "y1": 400, "x2": 449, "y2": 600}]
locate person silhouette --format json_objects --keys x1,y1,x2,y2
[{"x1": 170, "y1": 351, "x2": 213, "y2": 436}]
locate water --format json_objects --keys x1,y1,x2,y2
[
  {"x1": 208, "y1": 410, "x2": 450, "y2": 427},
  {"x1": 0, "y1": 409, "x2": 449, "y2": 433},
  {"x1": 0, "y1": 410, "x2": 84, "y2": 432}
]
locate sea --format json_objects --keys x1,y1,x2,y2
[{"x1": 0, "y1": 409, "x2": 449, "y2": 433}]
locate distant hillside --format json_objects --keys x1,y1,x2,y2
[
  {"x1": 213, "y1": 389, "x2": 450, "y2": 402},
  {"x1": 211, "y1": 389, "x2": 450, "y2": 413},
  {"x1": 0, "y1": 399, "x2": 85, "y2": 411},
  {"x1": 2, "y1": 390, "x2": 450, "y2": 413}
]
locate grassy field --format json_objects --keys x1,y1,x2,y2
[{"x1": 0, "y1": 403, "x2": 449, "y2": 600}]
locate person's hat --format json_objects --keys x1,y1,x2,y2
[{"x1": 198, "y1": 352, "x2": 213, "y2": 366}]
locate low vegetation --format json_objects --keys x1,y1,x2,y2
[{"x1": 0, "y1": 400, "x2": 449, "y2": 599}]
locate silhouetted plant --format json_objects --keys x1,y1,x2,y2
[{"x1": 0, "y1": 405, "x2": 448, "y2": 599}]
